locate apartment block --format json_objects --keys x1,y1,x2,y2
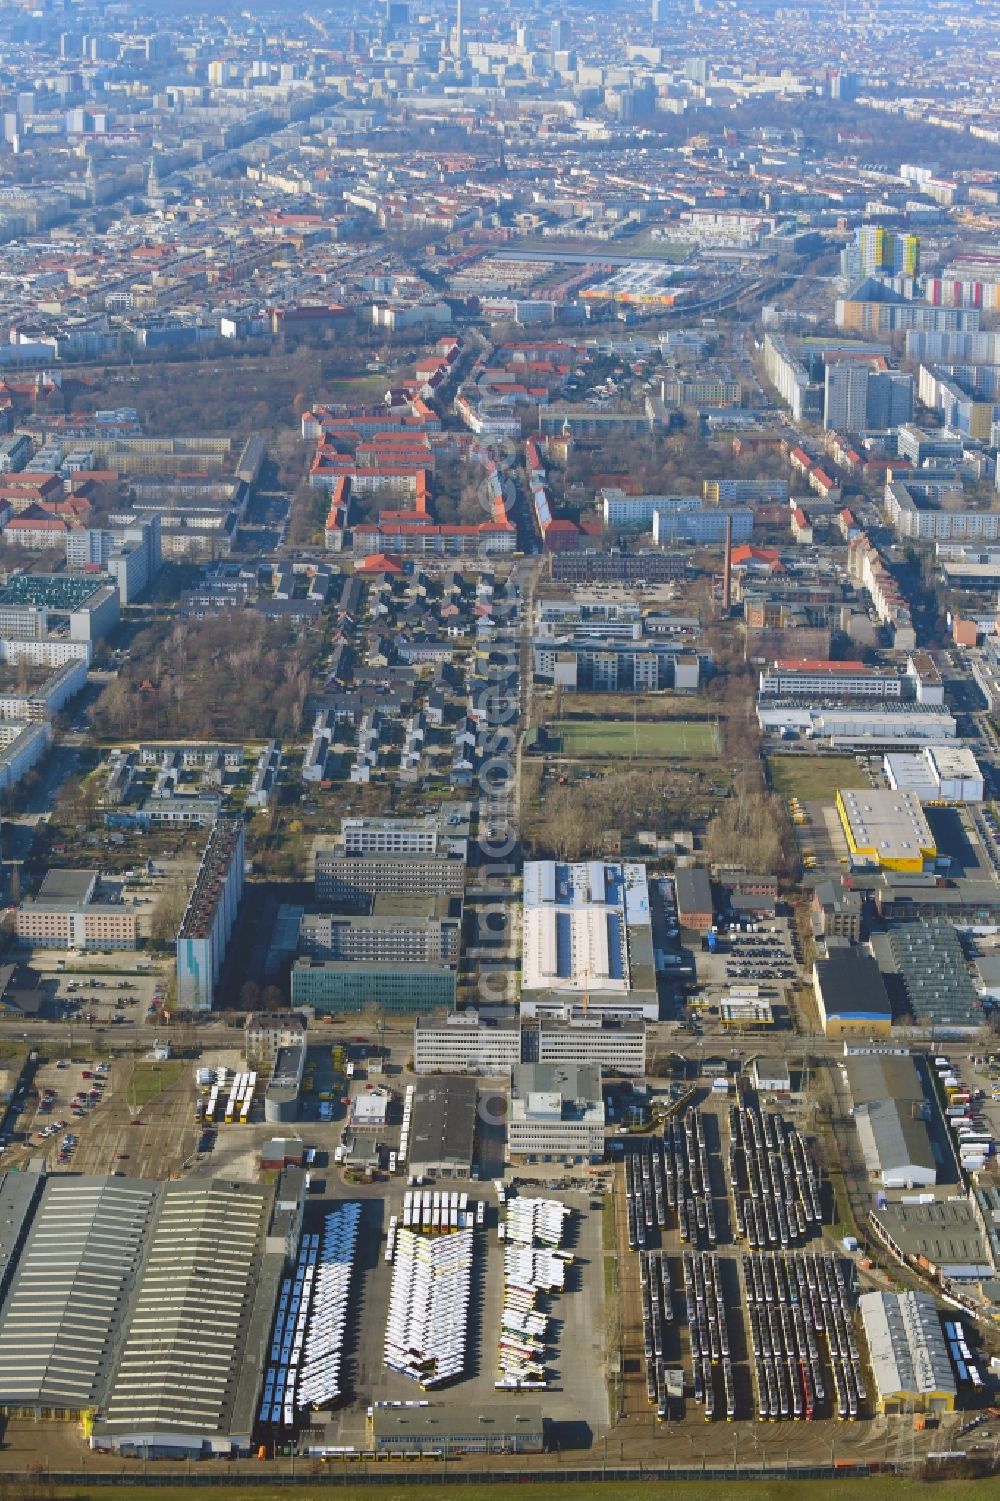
[
  {"x1": 298, "y1": 895, "x2": 462, "y2": 965},
  {"x1": 16, "y1": 868, "x2": 137, "y2": 950},
  {"x1": 175, "y1": 818, "x2": 245, "y2": 1012}
]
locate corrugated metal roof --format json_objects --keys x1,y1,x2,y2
[{"x1": 0, "y1": 1176, "x2": 156, "y2": 1411}]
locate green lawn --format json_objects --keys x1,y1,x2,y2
[
  {"x1": 127, "y1": 1059, "x2": 184, "y2": 1108},
  {"x1": 767, "y1": 754, "x2": 869, "y2": 804},
  {"x1": 35, "y1": 1479, "x2": 1000, "y2": 1501},
  {"x1": 555, "y1": 718, "x2": 720, "y2": 759},
  {"x1": 322, "y1": 376, "x2": 390, "y2": 402}
]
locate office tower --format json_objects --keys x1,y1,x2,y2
[
  {"x1": 386, "y1": 1, "x2": 409, "y2": 39},
  {"x1": 551, "y1": 18, "x2": 569, "y2": 53},
  {"x1": 454, "y1": 0, "x2": 463, "y2": 57}
]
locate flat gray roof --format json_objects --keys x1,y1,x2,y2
[
  {"x1": 409, "y1": 1076, "x2": 477, "y2": 1171},
  {"x1": 373, "y1": 1401, "x2": 544, "y2": 1444},
  {"x1": 871, "y1": 1197, "x2": 991, "y2": 1271},
  {"x1": 33, "y1": 869, "x2": 97, "y2": 905}
]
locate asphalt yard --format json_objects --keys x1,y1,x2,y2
[{"x1": 305, "y1": 1185, "x2": 608, "y2": 1455}]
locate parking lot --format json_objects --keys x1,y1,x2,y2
[
  {"x1": 304, "y1": 1183, "x2": 608, "y2": 1454},
  {"x1": 16, "y1": 945, "x2": 173, "y2": 1027},
  {"x1": 688, "y1": 916, "x2": 802, "y2": 996},
  {"x1": 21, "y1": 1053, "x2": 112, "y2": 1168}
]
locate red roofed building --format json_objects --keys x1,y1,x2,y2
[
  {"x1": 4, "y1": 505, "x2": 73, "y2": 548},
  {"x1": 355, "y1": 552, "x2": 404, "y2": 575},
  {"x1": 730, "y1": 544, "x2": 784, "y2": 573}
]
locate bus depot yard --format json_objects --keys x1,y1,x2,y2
[{"x1": 0, "y1": 1030, "x2": 993, "y2": 1481}]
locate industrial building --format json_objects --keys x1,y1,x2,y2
[
  {"x1": 371, "y1": 1402, "x2": 545, "y2": 1455},
  {"x1": 508, "y1": 1062, "x2": 605, "y2": 1164},
  {"x1": 844, "y1": 1054, "x2": 936, "y2": 1189},
  {"x1": 16, "y1": 868, "x2": 138, "y2": 950},
  {"x1": 175, "y1": 818, "x2": 246, "y2": 1011},
  {"x1": 811, "y1": 880, "x2": 863, "y2": 942},
  {"x1": 812, "y1": 948, "x2": 892, "y2": 1038},
  {"x1": 884, "y1": 744, "x2": 984, "y2": 803},
  {"x1": 0, "y1": 1174, "x2": 281, "y2": 1457},
  {"x1": 414, "y1": 1010, "x2": 521, "y2": 1075},
  {"x1": 407, "y1": 1076, "x2": 478, "y2": 1179},
  {"x1": 867, "y1": 1196, "x2": 995, "y2": 1283},
  {"x1": 835, "y1": 788, "x2": 936, "y2": 873},
  {"x1": 675, "y1": 866, "x2": 714, "y2": 930},
  {"x1": 0, "y1": 1176, "x2": 159, "y2": 1418},
  {"x1": 520, "y1": 859, "x2": 657, "y2": 1022},
  {"x1": 859, "y1": 1291, "x2": 956, "y2": 1415},
  {"x1": 91, "y1": 1180, "x2": 280, "y2": 1457},
  {"x1": 757, "y1": 702, "x2": 955, "y2": 746},
  {"x1": 263, "y1": 1045, "x2": 305, "y2": 1123},
  {"x1": 886, "y1": 923, "x2": 983, "y2": 1029}
]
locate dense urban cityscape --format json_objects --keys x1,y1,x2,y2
[{"x1": 0, "y1": 0, "x2": 998, "y2": 1495}]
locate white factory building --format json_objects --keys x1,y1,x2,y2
[
  {"x1": 519, "y1": 859, "x2": 658, "y2": 1022},
  {"x1": 884, "y1": 744, "x2": 984, "y2": 803},
  {"x1": 859, "y1": 1291, "x2": 956, "y2": 1415}
]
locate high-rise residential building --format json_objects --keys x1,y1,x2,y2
[
  {"x1": 841, "y1": 227, "x2": 920, "y2": 283},
  {"x1": 824, "y1": 359, "x2": 871, "y2": 432},
  {"x1": 824, "y1": 360, "x2": 914, "y2": 433}
]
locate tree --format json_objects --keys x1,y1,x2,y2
[
  {"x1": 150, "y1": 880, "x2": 189, "y2": 946},
  {"x1": 241, "y1": 981, "x2": 261, "y2": 1012}
]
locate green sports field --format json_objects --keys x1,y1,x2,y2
[{"x1": 554, "y1": 718, "x2": 720, "y2": 759}]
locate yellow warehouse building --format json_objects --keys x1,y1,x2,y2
[{"x1": 836, "y1": 787, "x2": 936, "y2": 873}]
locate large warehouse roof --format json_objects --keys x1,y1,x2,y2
[
  {"x1": 859, "y1": 1291, "x2": 955, "y2": 1406},
  {"x1": 408, "y1": 1076, "x2": 478, "y2": 1174},
  {"x1": 836, "y1": 788, "x2": 936, "y2": 871},
  {"x1": 813, "y1": 948, "x2": 892, "y2": 1021},
  {"x1": 888, "y1": 922, "x2": 983, "y2": 1027},
  {"x1": 95, "y1": 1181, "x2": 280, "y2": 1450},
  {"x1": 521, "y1": 859, "x2": 652, "y2": 999},
  {"x1": 0, "y1": 1177, "x2": 157, "y2": 1413}
]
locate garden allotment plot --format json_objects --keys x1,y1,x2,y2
[{"x1": 554, "y1": 718, "x2": 720, "y2": 760}]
